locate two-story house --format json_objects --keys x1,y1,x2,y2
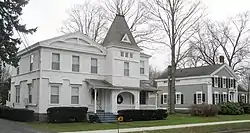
[
  {"x1": 156, "y1": 60, "x2": 238, "y2": 110},
  {"x1": 6, "y1": 14, "x2": 158, "y2": 121}
]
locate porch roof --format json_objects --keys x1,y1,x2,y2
[{"x1": 86, "y1": 79, "x2": 122, "y2": 90}]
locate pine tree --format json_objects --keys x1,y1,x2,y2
[{"x1": 0, "y1": 0, "x2": 36, "y2": 67}]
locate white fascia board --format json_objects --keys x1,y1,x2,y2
[{"x1": 155, "y1": 75, "x2": 211, "y2": 82}]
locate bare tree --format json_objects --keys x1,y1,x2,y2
[
  {"x1": 145, "y1": 0, "x2": 204, "y2": 114},
  {"x1": 60, "y1": 1, "x2": 108, "y2": 42},
  {"x1": 149, "y1": 66, "x2": 162, "y2": 86},
  {"x1": 188, "y1": 12, "x2": 250, "y2": 73}
]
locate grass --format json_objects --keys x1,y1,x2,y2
[
  {"x1": 26, "y1": 114, "x2": 250, "y2": 132},
  {"x1": 132, "y1": 122, "x2": 250, "y2": 133}
]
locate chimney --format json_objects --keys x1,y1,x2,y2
[{"x1": 219, "y1": 56, "x2": 224, "y2": 64}]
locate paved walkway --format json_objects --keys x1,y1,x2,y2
[
  {"x1": 61, "y1": 120, "x2": 250, "y2": 133},
  {"x1": 0, "y1": 118, "x2": 50, "y2": 133}
]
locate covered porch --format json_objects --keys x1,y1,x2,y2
[{"x1": 86, "y1": 79, "x2": 159, "y2": 114}]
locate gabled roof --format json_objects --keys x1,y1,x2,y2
[
  {"x1": 102, "y1": 14, "x2": 141, "y2": 50},
  {"x1": 157, "y1": 64, "x2": 223, "y2": 79}
]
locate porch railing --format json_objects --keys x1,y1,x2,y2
[
  {"x1": 139, "y1": 104, "x2": 157, "y2": 110},
  {"x1": 117, "y1": 104, "x2": 135, "y2": 110}
]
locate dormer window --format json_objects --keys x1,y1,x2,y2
[{"x1": 121, "y1": 34, "x2": 131, "y2": 43}]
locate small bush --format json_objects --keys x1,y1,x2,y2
[
  {"x1": 47, "y1": 107, "x2": 88, "y2": 123},
  {"x1": 240, "y1": 103, "x2": 250, "y2": 114},
  {"x1": 89, "y1": 114, "x2": 101, "y2": 123},
  {"x1": 117, "y1": 109, "x2": 168, "y2": 122},
  {"x1": 0, "y1": 107, "x2": 34, "y2": 122},
  {"x1": 190, "y1": 104, "x2": 220, "y2": 117},
  {"x1": 219, "y1": 102, "x2": 244, "y2": 115}
]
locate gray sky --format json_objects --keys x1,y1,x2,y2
[{"x1": 20, "y1": 0, "x2": 250, "y2": 71}]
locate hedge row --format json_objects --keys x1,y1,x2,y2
[
  {"x1": 47, "y1": 107, "x2": 88, "y2": 123},
  {"x1": 0, "y1": 106, "x2": 34, "y2": 122},
  {"x1": 190, "y1": 104, "x2": 220, "y2": 117},
  {"x1": 117, "y1": 109, "x2": 167, "y2": 122},
  {"x1": 219, "y1": 102, "x2": 244, "y2": 115}
]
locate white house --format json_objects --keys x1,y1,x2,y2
[{"x1": 6, "y1": 14, "x2": 158, "y2": 121}]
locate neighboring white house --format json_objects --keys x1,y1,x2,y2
[{"x1": 6, "y1": 14, "x2": 158, "y2": 120}]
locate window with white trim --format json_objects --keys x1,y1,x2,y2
[
  {"x1": 196, "y1": 92, "x2": 202, "y2": 104},
  {"x1": 214, "y1": 77, "x2": 218, "y2": 87},
  {"x1": 214, "y1": 92, "x2": 219, "y2": 104},
  {"x1": 15, "y1": 86, "x2": 20, "y2": 103},
  {"x1": 130, "y1": 53, "x2": 133, "y2": 58},
  {"x1": 140, "y1": 60, "x2": 145, "y2": 75},
  {"x1": 52, "y1": 53, "x2": 60, "y2": 70},
  {"x1": 229, "y1": 92, "x2": 234, "y2": 102},
  {"x1": 50, "y1": 86, "x2": 59, "y2": 104},
  {"x1": 91, "y1": 58, "x2": 98, "y2": 74},
  {"x1": 124, "y1": 62, "x2": 129, "y2": 76},
  {"x1": 71, "y1": 87, "x2": 79, "y2": 104},
  {"x1": 163, "y1": 93, "x2": 168, "y2": 104},
  {"x1": 176, "y1": 93, "x2": 181, "y2": 104},
  {"x1": 121, "y1": 51, "x2": 124, "y2": 57},
  {"x1": 125, "y1": 52, "x2": 129, "y2": 57},
  {"x1": 72, "y1": 56, "x2": 80, "y2": 72}
]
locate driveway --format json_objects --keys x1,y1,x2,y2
[{"x1": 0, "y1": 118, "x2": 51, "y2": 133}]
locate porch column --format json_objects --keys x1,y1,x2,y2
[
  {"x1": 111, "y1": 90, "x2": 117, "y2": 114},
  {"x1": 135, "y1": 91, "x2": 140, "y2": 109},
  {"x1": 155, "y1": 92, "x2": 158, "y2": 109},
  {"x1": 94, "y1": 88, "x2": 97, "y2": 113},
  {"x1": 235, "y1": 83, "x2": 238, "y2": 102}
]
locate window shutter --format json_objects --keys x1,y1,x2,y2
[
  {"x1": 202, "y1": 94, "x2": 205, "y2": 103},
  {"x1": 212, "y1": 78, "x2": 214, "y2": 87},
  {"x1": 161, "y1": 94, "x2": 163, "y2": 104},
  {"x1": 181, "y1": 94, "x2": 184, "y2": 104},
  {"x1": 238, "y1": 95, "x2": 240, "y2": 103},
  {"x1": 218, "y1": 78, "x2": 221, "y2": 88},
  {"x1": 174, "y1": 94, "x2": 176, "y2": 104},
  {"x1": 220, "y1": 94, "x2": 223, "y2": 103},
  {"x1": 234, "y1": 79, "x2": 236, "y2": 88},
  {"x1": 212, "y1": 94, "x2": 215, "y2": 104},
  {"x1": 219, "y1": 94, "x2": 221, "y2": 103},
  {"x1": 227, "y1": 94, "x2": 229, "y2": 102},
  {"x1": 194, "y1": 94, "x2": 196, "y2": 104}
]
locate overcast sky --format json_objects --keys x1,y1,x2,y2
[{"x1": 19, "y1": 0, "x2": 250, "y2": 71}]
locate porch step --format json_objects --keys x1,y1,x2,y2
[{"x1": 96, "y1": 112, "x2": 117, "y2": 123}]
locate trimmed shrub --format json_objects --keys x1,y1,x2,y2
[
  {"x1": 47, "y1": 107, "x2": 88, "y2": 123},
  {"x1": 240, "y1": 103, "x2": 250, "y2": 114},
  {"x1": 219, "y1": 102, "x2": 244, "y2": 115},
  {"x1": 190, "y1": 104, "x2": 220, "y2": 117},
  {"x1": 117, "y1": 109, "x2": 168, "y2": 122},
  {"x1": 0, "y1": 107, "x2": 34, "y2": 122},
  {"x1": 89, "y1": 114, "x2": 101, "y2": 123}
]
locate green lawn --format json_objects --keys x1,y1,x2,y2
[
  {"x1": 132, "y1": 122, "x2": 250, "y2": 133},
  {"x1": 26, "y1": 114, "x2": 250, "y2": 132}
]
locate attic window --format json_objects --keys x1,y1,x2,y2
[{"x1": 121, "y1": 34, "x2": 131, "y2": 43}]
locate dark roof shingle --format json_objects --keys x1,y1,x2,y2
[
  {"x1": 158, "y1": 64, "x2": 223, "y2": 79},
  {"x1": 102, "y1": 14, "x2": 140, "y2": 50}
]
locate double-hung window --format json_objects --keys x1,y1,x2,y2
[
  {"x1": 91, "y1": 58, "x2": 98, "y2": 74},
  {"x1": 16, "y1": 86, "x2": 20, "y2": 103},
  {"x1": 196, "y1": 92, "x2": 202, "y2": 104},
  {"x1": 214, "y1": 92, "x2": 219, "y2": 104},
  {"x1": 140, "y1": 61, "x2": 145, "y2": 75},
  {"x1": 72, "y1": 56, "x2": 80, "y2": 72},
  {"x1": 163, "y1": 93, "x2": 168, "y2": 104},
  {"x1": 176, "y1": 93, "x2": 182, "y2": 104},
  {"x1": 222, "y1": 77, "x2": 226, "y2": 88},
  {"x1": 30, "y1": 54, "x2": 34, "y2": 71},
  {"x1": 214, "y1": 77, "x2": 218, "y2": 87},
  {"x1": 71, "y1": 87, "x2": 79, "y2": 104},
  {"x1": 51, "y1": 86, "x2": 59, "y2": 104},
  {"x1": 52, "y1": 53, "x2": 60, "y2": 70},
  {"x1": 124, "y1": 62, "x2": 129, "y2": 76}
]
